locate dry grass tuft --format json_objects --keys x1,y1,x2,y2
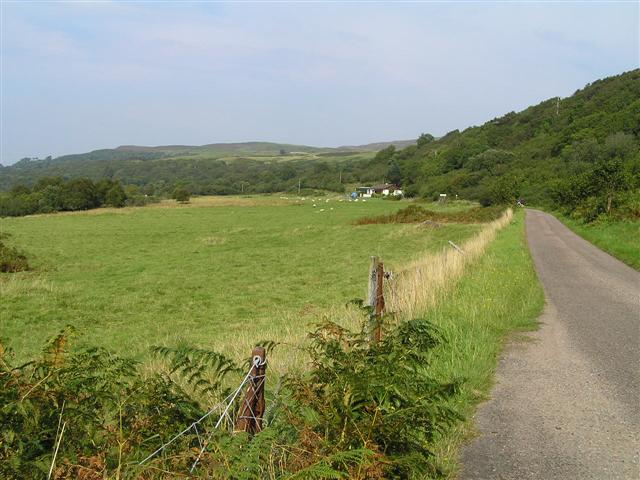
[{"x1": 386, "y1": 209, "x2": 514, "y2": 322}]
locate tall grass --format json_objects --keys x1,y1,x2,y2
[{"x1": 387, "y1": 209, "x2": 514, "y2": 321}]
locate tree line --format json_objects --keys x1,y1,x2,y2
[{"x1": 0, "y1": 177, "x2": 145, "y2": 217}]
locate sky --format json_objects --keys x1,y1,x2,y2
[{"x1": 0, "y1": 2, "x2": 638, "y2": 165}]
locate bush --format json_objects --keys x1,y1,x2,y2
[
  {"x1": 104, "y1": 183, "x2": 127, "y2": 207},
  {"x1": 355, "y1": 204, "x2": 506, "y2": 225},
  {"x1": 1, "y1": 309, "x2": 463, "y2": 478},
  {"x1": 173, "y1": 186, "x2": 191, "y2": 203},
  {"x1": 0, "y1": 239, "x2": 29, "y2": 273}
]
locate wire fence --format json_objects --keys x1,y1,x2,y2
[{"x1": 139, "y1": 348, "x2": 267, "y2": 474}]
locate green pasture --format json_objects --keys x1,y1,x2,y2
[{"x1": 1, "y1": 197, "x2": 479, "y2": 364}]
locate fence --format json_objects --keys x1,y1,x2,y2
[
  {"x1": 139, "y1": 347, "x2": 268, "y2": 473},
  {"x1": 139, "y1": 257, "x2": 395, "y2": 474}
]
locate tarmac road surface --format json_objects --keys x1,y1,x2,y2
[{"x1": 461, "y1": 209, "x2": 639, "y2": 479}]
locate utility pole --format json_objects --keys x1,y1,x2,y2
[
  {"x1": 298, "y1": 178, "x2": 301, "y2": 195},
  {"x1": 556, "y1": 97, "x2": 560, "y2": 116},
  {"x1": 339, "y1": 169, "x2": 342, "y2": 184}
]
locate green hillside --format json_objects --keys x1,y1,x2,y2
[{"x1": 380, "y1": 69, "x2": 639, "y2": 219}]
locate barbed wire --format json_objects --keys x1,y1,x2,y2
[{"x1": 139, "y1": 356, "x2": 265, "y2": 471}]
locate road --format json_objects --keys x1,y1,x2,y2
[{"x1": 461, "y1": 209, "x2": 639, "y2": 479}]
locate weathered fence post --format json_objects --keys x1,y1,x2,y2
[
  {"x1": 367, "y1": 256, "x2": 386, "y2": 343},
  {"x1": 235, "y1": 346, "x2": 266, "y2": 434}
]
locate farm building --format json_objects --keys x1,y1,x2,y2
[
  {"x1": 372, "y1": 183, "x2": 403, "y2": 196},
  {"x1": 355, "y1": 184, "x2": 403, "y2": 198},
  {"x1": 356, "y1": 186, "x2": 374, "y2": 198}
]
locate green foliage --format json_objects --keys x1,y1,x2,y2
[
  {"x1": 387, "y1": 162, "x2": 403, "y2": 185},
  {"x1": 481, "y1": 175, "x2": 521, "y2": 206},
  {"x1": 364, "y1": 69, "x2": 640, "y2": 221},
  {"x1": 173, "y1": 186, "x2": 191, "y2": 203},
  {"x1": 104, "y1": 183, "x2": 127, "y2": 208},
  {"x1": 0, "y1": 234, "x2": 29, "y2": 273},
  {"x1": 356, "y1": 204, "x2": 505, "y2": 225},
  {"x1": 416, "y1": 133, "x2": 435, "y2": 148},
  {"x1": 150, "y1": 344, "x2": 241, "y2": 398},
  {"x1": 0, "y1": 329, "x2": 203, "y2": 479},
  {"x1": 1, "y1": 308, "x2": 461, "y2": 478},
  {"x1": 0, "y1": 177, "x2": 133, "y2": 217},
  {"x1": 0, "y1": 145, "x2": 382, "y2": 200},
  {"x1": 286, "y1": 316, "x2": 461, "y2": 478}
]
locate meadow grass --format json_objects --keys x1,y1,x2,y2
[
  {"x1": 558, "y1": 216, "x2": 640, "y2": 270},
  {"x1": 386, "y1": 209, "x2": 513, "y2": 320},
  {"x1": 1, "y1": 196, "x2": 480, "y2": 373}
]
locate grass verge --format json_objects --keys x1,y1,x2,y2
[
  {"x1": 414, "y1": 209, "x2": 545, "y2": 477},
  {"x1": 557, "y1": 216, "x2": 640, "y2": 270}
]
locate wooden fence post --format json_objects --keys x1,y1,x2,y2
[
  {"x1": 235, "y1": 346, "x2": 266, "y2": 434},
  {"x1": 374, "y1": 261, "x2": 385, "y2": 343},
  {"x1": 367, "y1": 256, "x2": 385, "y2": 343}
]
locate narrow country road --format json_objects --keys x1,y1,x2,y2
[{"x1": 461, "y1": 209, "x2": 639, "y2": 479}]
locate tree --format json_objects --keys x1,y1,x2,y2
[
  {"x1": 487, "y1": 175, "x2": 520, "y2": 205},
  {"x1": 591, "y1": 158, "x2": 629, "y2": 213},
  {"x1": 105, "y1": 183, "x2": 127, "y2": 207},
  {"x1": 374, "y1": 145, "x2": 396, "y2": 163},
  {"x1": 62, "y1": 178, "x2": 99, "y2": 211},
  {"x1": 387, "y1": 162, "x2": 402, "y2": 185},
  {"x1": 416, "y1": 133, "x2": 435, "y2": 148},
  {"x1": 38, "y1": 185, "x2": 64, "y2": 213},
  {"x1": 173, "y1": 186, "x2": 191, "y2": 203},
  {"x1": 604, "y1": 132, "x2": 637, "y2": 160}
]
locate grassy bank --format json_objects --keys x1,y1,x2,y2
[
  {"x1": 558, "y1": 216, "x2": 640, "y2": 270},
  {"x1": 411, "y1": 210, "x2": 545, "y2": 476}
]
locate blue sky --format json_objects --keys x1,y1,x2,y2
[{"x1": 1, "y1": 1, "x2": 638, "y2": 164}]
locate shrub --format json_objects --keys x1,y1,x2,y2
[
  {"x1": 1, "y1": 308, "x2": 463, "y2": 478},
  {"x1": 0, "y1": 239, "x2": 29, "y2": 273},
  {"x1": 355, "y1": 204, "x2": 506, "y2": 225},
  {"x1": 173, "y1": 186, "x2": 191, "y2": 203},
  {"x1": 104, "y1": 183, "x2": 127, "y2": 207},
  {"x1": 287, "y1": 316, "x2": 461, "y2": 478}
]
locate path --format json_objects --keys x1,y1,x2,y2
[{"x1": 461, "y1": 209, "x2": 639, "y2": 479}]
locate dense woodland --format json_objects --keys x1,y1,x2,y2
[
  {"x1": 384, "y1": 69, "x2": 640, "y2": 221},
  {"x1": 1, "y1": 69, "x2": 638, "y2": 221}
]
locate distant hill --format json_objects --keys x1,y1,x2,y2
[
  {"x1": 338, "y1": 140, "x2": 416, "y2": 151},
  {"x1": 112, "y1": 141, "x2": 331, "y2": 155},
  {"x1": 0, "y1": 140, "x2": 421, "y2": 191},
  {"x1": 0, "y1": 140, "x2": 397, "y2": 193}
]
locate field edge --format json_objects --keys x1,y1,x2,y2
[{"x1": 423, "y1": 209, "x2": 545, "y2": 478}]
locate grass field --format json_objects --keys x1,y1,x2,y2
[
  {"x1": 558, "y1": 216, "x2": 640, "y2": 270},
  {"x1": 1, "y1": 196, "x2": 480, "y2": 368}
]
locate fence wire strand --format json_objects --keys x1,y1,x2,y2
[{"x1": 139, "y1": 356, "x2": 266, "y2": 474}]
